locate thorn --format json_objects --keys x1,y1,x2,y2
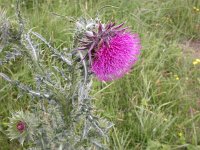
[
  {"x1": 98, "y1": 23, "x2": 103, "y2": 34},
  {"x1": 114, "y1": 27, "x2": 128, "y2": 33},
  {"x1": 77, "y1": 47, "x2": 87, "y2": 50},
  {"x1": 112, "y1": 22, "x2": 125, "y2": 30},
  {"x1": 110, "y1": 22, "x2": 115, "y2": 27},
  {"x1": 79, "y1": 40, "x2": 89, "y2": 44}
]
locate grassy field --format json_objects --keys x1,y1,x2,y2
[{"x1": 0, "y1": 0, "x2": 200, "y2": 149}]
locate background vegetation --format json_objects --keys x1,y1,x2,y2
[{"x1": 0, "y1": 0, "x2": 200, "y2": 149}]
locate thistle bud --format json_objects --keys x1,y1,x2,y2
[{"x1": 17, "y1": 121, "x2": 26, "y2": 133}]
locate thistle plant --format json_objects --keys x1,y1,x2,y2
[{"x1": 0, "y1": 1, "x2": 141, "y2": 149}]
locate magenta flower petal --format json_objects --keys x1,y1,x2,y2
[{"x1": 91, "y1": 33, "x2": 141, "y2": 81}]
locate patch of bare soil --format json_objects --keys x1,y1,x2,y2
[{"x1": 181, "y1": 40, "x2": 200, "y2": 58}]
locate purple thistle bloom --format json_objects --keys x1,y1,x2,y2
[
  {"x1": 78, "y1": 21, "x2": 141, "y2": 81},
  {"x1": 91, "y1": 32, "x2": 141, "y2": 81},
  {"x1": 17, "y1": 121, "x2": 26, "y2": 133}
]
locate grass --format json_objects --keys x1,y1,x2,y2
[{"x1": 0, "y1": 0, "x2": 200, "y2": 149}]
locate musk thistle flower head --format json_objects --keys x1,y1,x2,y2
[
  {"x1": 78, "y1": 21, "x2": 141, "y2": 81},
  {"x1": 7, "y1": 110, "x2": 39, "y2": 145}
]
